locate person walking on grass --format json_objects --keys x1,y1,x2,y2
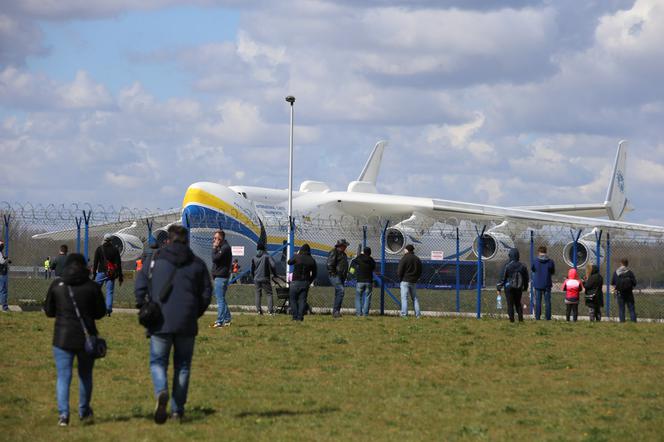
[
  {"x1": 50, "y1": 245, "x2": 69, "y2": 278},
  {"x1": 562, "y1": 268, "x2": 583, "y2": 322},
  {"x1": 44, "y1": 253, "x2": 106, "y2": 427},
  {"x1": 398, "y1": 244, "x2": 423, "y2": 318},
  {"x1": 531, "y1": 245, "x2": 555, "y2": 320},
  {"x1": 211, "y1": 229, "x2": 232, "y2": 328},
  {"x1": 92, "y1": 234, "x2": 124, "y2": 317},
  {"x1": 134, "y1": 225, "x2": 212, "y2": 424},
  {"x1": 497, "y1": 248, "x2": 529, "y2": 323},
  {"x1": 251, "y1": 243, "x2": 277, "y2": 315},
  {"x1": 288, "y1": 244, "x2": 317, "y2": 321},
  {"x1": 611, "y1": 258, "x2": 638, "y2": 323},
  {"x1": 583, "y1": 264, "x2": 604, "y2": 322},
  {"x1": 328, "y1": 239, "x2": 349, "y2": 318},
  {"x1": 354, "y1": 247, "x2": 376, "y2": 317}
]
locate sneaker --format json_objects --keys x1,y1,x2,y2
[
  {"x1": 106, "y1": 310, "x2": 112, "y2": 317},
  {"x1": 332, "y1": 311, "x2": 341, "y2": 318},
  {"x1": 171, "y1": 412, "x2": 183, "y2": 422},
  {"x1": 154, "y1": 391, "x2": 169, "y2": 424},
  {"x1": 80, "y1": 408, "x2": 94, "y2": 425},
  {"x1": 210, "y1": 322, "x2": 223, "y2": 328},
  {"x1": 221, "y1": 321, "x2": 232, "y2": 327},
  {"x1": 58, "y1": 415, "x2": 69, "y2": 427}
]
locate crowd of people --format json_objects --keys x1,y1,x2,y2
[{"x1": 39, "y1": 227, "x2": 641, "y2": 427}]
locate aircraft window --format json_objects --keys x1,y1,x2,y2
[{"x1": 238, "y1": 192, "x2": 248, "y2": 199}]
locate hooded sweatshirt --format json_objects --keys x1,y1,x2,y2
[
  {"x1": 531, "y1": 254, "x2": 555, "y2": 289},
  {"x1": 584, "y1": 265, "x2": 604, "y2": 308},
  {"x1": 611, "y1": 265, "x2": 637, "y2": 302},
  {"x1": 562, "y1": 268, "x2": 583, "y2": 304},
  {"x1": 288, "y1": 245, "x2": 318, "y2": 283},
  {"x1": 44, "y1": 254, "x2": 106, "y2": 350},
  {"x1": 498, "y1": 248, "x2": 529, "y2": 292},
  {"x1": 252, "y1": 249, "x2": 276, "y2": 283}
]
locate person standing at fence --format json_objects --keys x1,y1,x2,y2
[
  {"x1": 531, "y1": 245, "x2": 555, "y2": 321},
  {"x1": 50, "y1": 245, "x2": 69, "y2": 278},
  {"x1": 398, "y1": 244, "x2": 423, "y2": 318},
  {"x1": 354, "y1": 247, "x2": 376, "y2": 317},
  {"x1": 92, "y1": 234, "x2": 123, "y2": 317},
  {"x1": 44, "y1": 253, "x2": 106, "y2": 426},
  {"x1": 328, "y1": 239, "x2": 350, "y2": 318},
  {"x1": 611, "y1": 258, "x2": 638, "y2": 323},
  {"x1": 497, "y1": 248, "x2": 529, "y2": 323},
  {"x1": 44, "y1": 256, "x2": 51, "y2": 280},
  {"x1": 288, "y1": 244, "x2": 317, "y2": 321},
  {"x1": 211, "y1": 229, "x2": 233, "y2": 328},
  {"x1": 0, "y1": 240, "x2": 9, "y2": 312},
  {"x1": 134, "y1": 225, "x2": 212, "y2": 423},
  {"x1": 583, "y1": 264, "x2": 603, "y2": 321},
  {"x1": 562, "y1": 268, "x2": 583, "y2": 322},
  {"x1": 251, "y1": 243, "x2": 276, "y2": 315}
]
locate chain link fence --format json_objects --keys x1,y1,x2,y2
[{"x1": 2, "y1": 202, "x2": 663, "y2": 321}]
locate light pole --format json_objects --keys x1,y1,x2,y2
[{"x1": 285, "y1": 95, "x2": 295, "y2": 283}]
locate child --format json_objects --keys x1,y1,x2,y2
[{"x1": 562, "y1": 268, "x2": 584, "y2": 321}]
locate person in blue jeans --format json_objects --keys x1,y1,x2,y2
[
  {"x1": 92, "y1": 234, "x2": 123, "y2": 316},
  {"x1": 353, "y1": 247, "x2": 376, "y2": 316},
  {"x1": 611, "y1": 258, "x2": 638, "y2": 322},
  {"x1": 397, "y1": 245, "x2": 423, "y2": 317},
  {"x1": 327, "y1": 239, "x2": 349, "y2": 318},
  {"x1": 44, "y1": 253, "x2": 106, "y2": 426},
  {"x1": 135, "y1": 225, "x2": 212, "y2": 423},
  {"x1": 531, "y1": 245, "x2": 555, "y2": 320},
  {"x1": 211, "y1": 229, "x2": 232, "y2": 327},
  {"x1": 0, "y1": 240, "x2": 9, "y2": 311}
]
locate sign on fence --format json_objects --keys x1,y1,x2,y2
[
  {"x1": 430, "y1": 251, "x2": 444, "y2": 261},
  {"x1": 232, "y1": 246, "x2": 245, "y2": 256}
]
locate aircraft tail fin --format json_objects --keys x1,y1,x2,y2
[
  {"x1": 604, "y1": 140, "x2": 629, "y2": 220},
  {"x1": 357, "y1": 140, "x2": 388, "y2": 185}
]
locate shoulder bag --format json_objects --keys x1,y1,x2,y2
[{"x1": 67, "y1": 285, "x2": 107, "y2": 359}]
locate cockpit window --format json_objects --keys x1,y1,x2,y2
[{"x1": 238, "y1": 192, "x2": 248, "y2": 199}]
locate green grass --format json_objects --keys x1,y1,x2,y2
[{"x1": 1, "y1": 313, "x2": 663, "y2": 441}]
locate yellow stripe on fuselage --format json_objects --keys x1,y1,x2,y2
[{"x1": 183, "y1": 187, "x2": 260, "y2": 235}]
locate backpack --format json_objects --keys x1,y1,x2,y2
[
  {"x1": 505, "y1": 267, "x2": 524, "y2": 291},
  {"x1": 101, "y1": 246, "x2": 118, "y2": 279},
  {"x1": 615, "y1": 272, "x2": 634, "y2": 293}
]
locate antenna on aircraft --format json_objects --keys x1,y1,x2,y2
[{"x1": 285, "y1": 95, "x2": 296, "y2": 283}]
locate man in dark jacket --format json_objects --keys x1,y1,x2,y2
[
  {"x1": 611, "y1": 258, "x2": 637, "y2": 322},
  {"x1": 44, "y1": 253, "x2": 106, "y2": 426},
  {"x1": 497, "y1": 248, "x2": 529, "y2": 323},
  {"x1": 0, "y1": 240, "x2": 9, "y2": 312},
  {"x1": 251, "y1": 243, "x2": 277, "y2": 315},
  {"x1": 531, "y1": 245, "x2": 555, "y2": 320},
  {"x1": 583, "y1": 264, "x2": 604, "y2": 321},
  {"x1": 134, "y1": 225, "x2": 212, "y2": 424},
  {"x1": 211, "y1": 229, "x2": 232, "y2": 327},
  {"x1": 92, "y1": 234, "x2": 124, "y2": 316},
  {"x1": 327, "y1": 239, "x2": 349, "y2": 318},
  {"x1": 397, "y1": 244, "x2": 423, "y2": 318},
  {"x1": 288, "y1": 244, "x2": 317, "y2": 321},
  {"x1": 50, "y1": 245, "x2": 69, "y2": 278},
  {"x1": 354, "y1": 247, "x2": 376, "y2": 316}
]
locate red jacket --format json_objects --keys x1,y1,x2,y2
[{"x1": 562, "y1": 268, "x2": 584, "y2": 304}]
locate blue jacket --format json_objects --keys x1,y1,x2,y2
[
  {"x1": 531, "y1": 255, "x2": 556, "y2": 289},
  {"x1": 135, "y1": 242, "x2": 212, "y2": 336}
]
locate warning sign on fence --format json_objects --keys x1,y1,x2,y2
[
  {"x1": 231, "y1": 246, "x2": 245, "y2": 256},
  {"x1": 430, "y1": 251, "x2": 444, "y2": 261}
]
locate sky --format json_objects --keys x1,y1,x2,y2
[{"x1": 1, "y1": 0, "x2": 664, "y2": 225}]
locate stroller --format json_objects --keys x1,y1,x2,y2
[{"x1": 272, "y1": 276, "x2": 314, "y2": 316}]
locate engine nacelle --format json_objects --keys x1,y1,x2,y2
[
  {"x1": 562, "y1": 239, "x2": 605, "y2": 268},
  {"x1": 384, "y1": 227, "x2": 406, "y2": 254},
  {"x1": 152, "y1": 223, "x2": 175, "y2": 248},
  {"x1": 108, "y1": 233, "x2": 144, "y2": 262},
  {"x1": 472, "y1": 232, "x2": 514, "y2": 261}
]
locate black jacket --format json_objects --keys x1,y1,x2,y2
[
  {"x1": 93, "y1": 242, "x2": 123, "y2": 281},
  {"x1": 326, "y1": 247, "x2": 348, "y2": 280},
  {"x1": 211, "y1": 240, "x2": 232, "y2": 278},
  {"x1": 44, "y1": 265, "x2": 106, "y2": 351},
  {"x1": 584, "y1": 265, "x2": 604, "y2": 308},
  {"x1": 497, "y1": 248, "x2": 529, "y2": 292},
  {"x1": 611, "y1": 266, "x2": 637, "y2": 303},
  {"x1": 354, "y1": 254, "x2": 376, "y2": 283},
  {"x1": 397, "y1": 253, "x2": 422, "y2": 283},
  {"x1": 288, "y1": 251, "x2": 317, "y2": 284},
  {"x1": 135, "y1": 242, "x2": 212, "y2": 336},
  {"x1": 50, "y1": 254, "x2": 68, "y2": 277}
]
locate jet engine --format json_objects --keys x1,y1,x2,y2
[
  {"x1": 384, "y1": 227, "x2": 406, "y2": 254},
  {"x1": 471, "y1": 232, "x2": 514, "y2": 261},
  {"x1": 562, "y1": 239, "x2": 605, "y2": 268},
  {"x1": 107, "y1": 233, "x2": 144, "y2": 262}
]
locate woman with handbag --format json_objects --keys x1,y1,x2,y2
[{"x1": 44, "y1": 253, "x2": 107, "y2": 426}]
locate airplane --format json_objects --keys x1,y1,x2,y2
[{"x1": 34, "y1": 140, "x2": 664, "y2": 284}]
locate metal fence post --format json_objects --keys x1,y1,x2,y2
[
  {"x1": 455, "y1": 227, "x2": 460, "y2": 313},
  {"x1": 380, "y1": 220, "x2": 390, "y2": 316},
  {"x1": 75, "y1": 217, "x2": 82, "y2": 254},
  {"x1": 362, "y1": 225, "x2": 367, "y2": 249},
  {"x1": 82, "y1": 210, "x2": 92, "y2": 263},
  {"x1": 145, "y1": 218, "x2": 154, "y2": 244},
  {"x1": 3, "y1": 214, "x2": 10, "y2": 256},
  {"x1": 606, "y1": 232, "x2": 611, "y2": 318},
  {"x1": 530, "y1": 230, "x2": 534, "y2": 315},
  {"x1": 570, "y1": 229, "x2": 582, "y2": 269},
  {"x1": 475, "y1": 225, "x2": 486, "y2": 319},
  {"x1": 288, "y1": 218, "x2": 295, "y2": 281},
  {"x1": 594, "y1": 230, "x2": 603, "y2": 267}
]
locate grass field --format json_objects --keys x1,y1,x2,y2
[{"x1": 1, "y1": 312, "x2": 663, "y2": 441}]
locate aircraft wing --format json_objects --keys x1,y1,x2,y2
[
  {"x1": 319, "y1": 192, "x2": 664, "y2": 237},
  {"x1": 31, "y1": 209, "x2": 182, "y2": 240}
]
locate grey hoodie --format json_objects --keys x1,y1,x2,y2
[{"x1": 251, "y1": 250, "x2": 276, "y2": 283}]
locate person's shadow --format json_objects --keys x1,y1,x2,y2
[
  {"x1": 97, "y1": 405, "x2": 216, "y2": 423},
  {"x1": 235, "y1": 406, "x2": 339, "y2": 419}
]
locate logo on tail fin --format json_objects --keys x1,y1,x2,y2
[{"x1": 616, "y1": 171, "x2": 625, "y2": 193}]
